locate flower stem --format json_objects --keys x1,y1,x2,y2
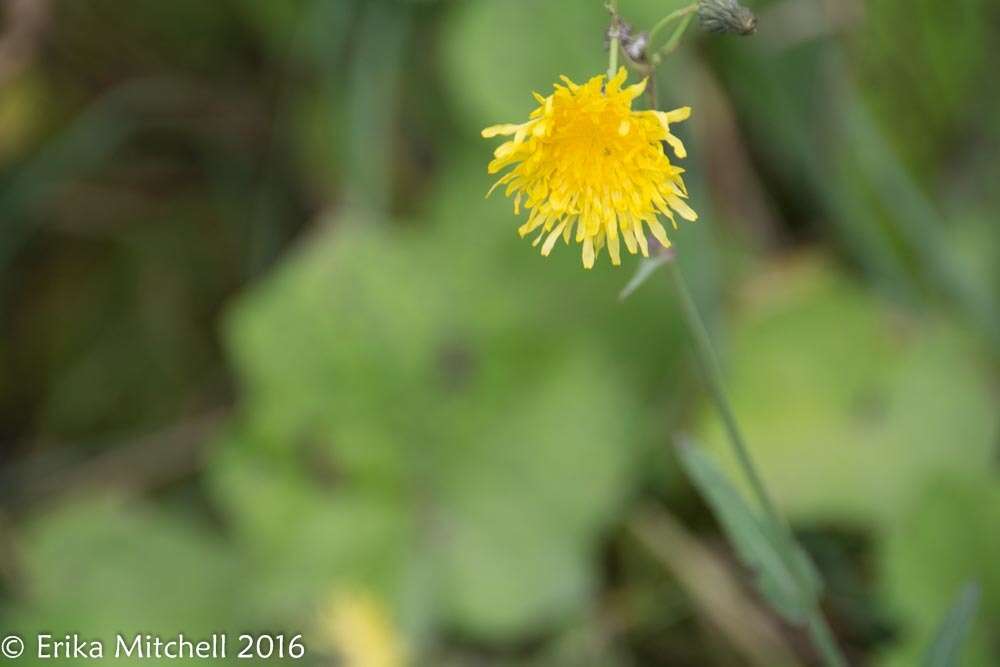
[
  {"x1": 649, "y1": 3, "x2": 698, "y2": 44},
  {"x1": 667, "y1": 262, "x2": 780, "y2": 523},
  {"x1": 659, "y1": 12, "x2": 696, "y2": 59},
  {"x1": 667, "y1": 261, "x2": 847, "y2": 667},
  {"x1": 606, "y1": 0, "x2": 620, "y2": 78}
]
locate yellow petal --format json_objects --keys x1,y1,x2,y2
[
  {"x1": 481, "y1": 123, "x2": 523, "y2": 138},
  {"x1": 607, "y1": 67, "x2": 628, "y2": 93},
  {"x1": 665, "y1": 106, "x2": 692, "y2": 123},
  {"x1": 635, "y1": 225, "x2": 649, "y2": 257},
  {"x1": 668, "y1": 195, "x2": 698, "y2": 221},
  {"x1": 582, "y1": 237, "x2": 595, "y2": 269},
  {"x1": 541, "y1": 219, "x2": 568, "y2": 256},
  {"x1": 518, "y1": 211, "x2": 545, "y2": 238},
  {"x1": 621, "y1": 222, "x2": 638, "y2": 255},
  {"x1": 664, "y1": 133, "x2": 687, "y2": 159},
  {"x1": 606, "y1": 217, "x2": 621, "y2": 266},
  {"x1": 623, "y1": 78, "x2": 648, "y2": 101},
  {"x1": 559, "y1": 75, "x2": 580, "y2": 91},
  {"x1": 646, "y1": 217, "x2": 672, "y2": 249},
  {"x1": 486, "y1": 172, "x2": 515, "y2": 198},
  {"x1": 562, "y1": 218, "x2": 575, "y2": 243}
]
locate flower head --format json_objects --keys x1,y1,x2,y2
[{"x1": 482, "y1": 68, "x2": 697, "y2": 269}]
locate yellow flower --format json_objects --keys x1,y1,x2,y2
[
  {"x1": 316, "y1": 589, "x2": 406, "y2": 667},
  {"x1": 482, "y1": 68, "x2": 697, "y2": 269}
]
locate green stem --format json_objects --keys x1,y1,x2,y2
[
  {"x1": 668, "y1": 262, "x2": 782, "y2": 524},
  {"x1": 660, "y1": 12, "x2": 695, "y2": 59},
  {"x1": 648, "y1": 3, "x2": 698, "y2": 44},
  {"x1": 606, "y1": 0, "x2": 620, "y2": 78},
  {"x1": 668, "y1": 261, "x2": 847, "y2": 667}
]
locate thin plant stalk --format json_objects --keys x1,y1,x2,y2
[
  {"x1": 648, "y1": 3, "x2": 698, "y2": 44},
  {"x1": 658, "y1": 12, "x2": 696, "y2": 60},
  {"x1": 668, "y1": 261, "x2": 847, "y2": 667},
  {"x1": 606, "y1": 0, "x2": 620, "y2": 78},
  {"x1": 666, "y1": 263, "x2": 781, "y2": 525}
]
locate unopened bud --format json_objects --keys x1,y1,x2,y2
[{"x1": 697, "y1": 0, "x2": 758, "y2": 36}]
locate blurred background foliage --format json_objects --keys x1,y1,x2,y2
[{"x1": 0, "y1": 0, "x2": 997, "y2": 665}]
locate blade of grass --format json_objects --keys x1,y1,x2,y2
[
  {"x1": 345, "y1": 1, "x2": 412, "y2": 218},
  {"x1": 829, "y1": 51, "x2": 1000, "y2": 352},
  {"x1": 923, "y1": 583, "x2": 980, "y2": 667}
]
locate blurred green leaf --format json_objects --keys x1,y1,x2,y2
[
  {"x1": 878, "y1": 477, "x2": 1000, "y2": 667},
  {"x1": 209, "y1": 431, "x2": 410, "y2": 621},
  {"x1": 1, "y1": 497, "x2": 244, "y2": 666},
  {"x1": 676, "y1": 440, "x2": 820, "y2": 623},
  {"x1": 923, "y1": 583, "x2": 980, "y2": 667},
  {"x1": 699, "y1": 257, "x2": 997, "y2": 526},
  {"x1": 211, "y1": 219, "x2": 639, "y2": 639}
]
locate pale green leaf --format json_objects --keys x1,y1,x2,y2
[
  {"x1": 676, "y1": 440, "x2": 821, "y2": 623},
  {"x1": 619, "y1": 255, "x2": 671, "y2": 302},
  {"x1": 211, "y1": 221, "x2": 639, "y2": 639}
]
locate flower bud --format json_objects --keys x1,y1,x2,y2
[{"x1": 697, "y1": 0, "x2": 758, "y2": 36}]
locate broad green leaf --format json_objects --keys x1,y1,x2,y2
[
  {"x1": 211, "y1": 220, "x2": 639, "y2": 640},
  {"x1": 923, "y1": 583, "x2": 981, "y2": 667},
  {"x1": 698, "y1": 257, "x2": 997, "y2": 526},
  {"x1": 676, "y1": 440, "x2": 821, "y2": 623},
  {"x1": 0, "y1": 497, "x2": 245, "y2": 666}
]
